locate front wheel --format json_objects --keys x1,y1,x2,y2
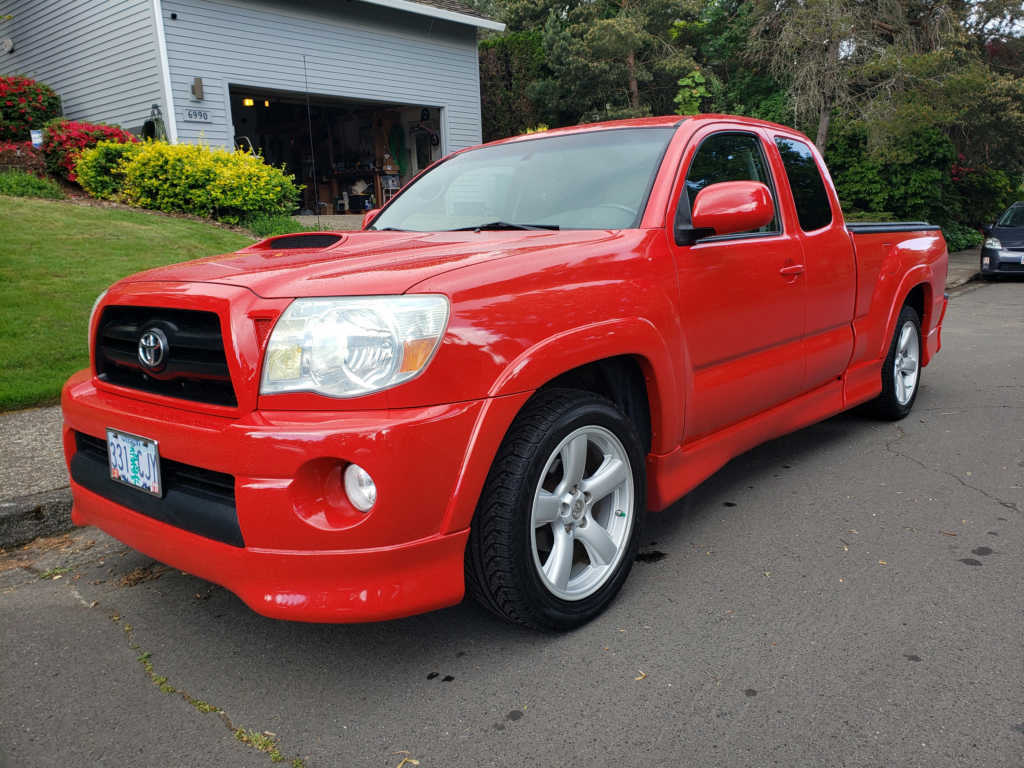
[
  {"x1": 465, "y1": 389, "x2": 645, "y2": 630},
  {"x1": 872, "y1": 304, "x2": 922, "y2": 420}
]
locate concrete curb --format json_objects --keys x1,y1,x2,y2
[
  {"x1": 0, "y1": 488, "x2": 73, "y2": 550},
  {"x1": 947, "y1": 272, "x2": 979, "y2": 290}
]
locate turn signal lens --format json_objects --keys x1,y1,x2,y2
[
  {"x1": 265, "y1": 344, "x2": 302, "y2": 381},
  {"x1": 344, "y1": 464, "x2": 377, "y2": 512}
]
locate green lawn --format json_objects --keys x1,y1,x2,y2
[{"x1": 0, "y1": 197, "x2": 254, "y2": 410}]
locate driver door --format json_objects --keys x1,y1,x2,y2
[{"x1": 670, "y1": 126, "x2": 807, "y2": 442}]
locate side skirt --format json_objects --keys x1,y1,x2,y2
[{"x1": 646, "y1": 379, "x2": 846, "y2": 511}]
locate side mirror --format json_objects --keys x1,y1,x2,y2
[
  {"x1": 690, "y1": 181, "x2": 775, "y2": 239},
  {"x1": 981, "y1": 225, "x2": 992, "y2": 236},
  {"x1": 362, "y1": 209, "x2": 380, "y2": 230}
]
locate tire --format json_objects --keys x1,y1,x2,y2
[
  {"x1": 465, "y1": 389, "x2": 645, "y2": 631},
  {"x1": 872, "y1": 305, "x2": 922, "y2": 420}
]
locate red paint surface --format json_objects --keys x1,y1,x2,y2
[
  {"x1": 63, "y1": 115, "x2": 948, "y2": 622},
  {"x1": 691, "y1": 180, "x2": 775, "y2": 235}
]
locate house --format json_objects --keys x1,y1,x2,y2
[{"x1": 0, "y1": 0, "x2": 503, "y2": 211}]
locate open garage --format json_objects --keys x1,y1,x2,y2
[{"x1": 228, "y1": 87, "x2": 443, "y2": 214}]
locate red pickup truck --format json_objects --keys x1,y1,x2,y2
[{"x1": 62, "y1": 115, "x2": 948, "y2": 630}]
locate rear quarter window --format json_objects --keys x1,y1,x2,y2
[{"x1": 774, "y1": 138, "x2": 833, "y2": 232}]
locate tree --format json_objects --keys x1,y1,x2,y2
[
  {"x1": 478, "y1": 31, "x2": 547, "y2": 141},
  {"x1": 746, "y1": 0, "x2": 960, "y2": 151},
  {"x1": 533, "y1": 0, "x2": 700, "y2": 124}
]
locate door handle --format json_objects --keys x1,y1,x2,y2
[{"x1": 779, "y1": 264, "x2": 805, "y2": 276}]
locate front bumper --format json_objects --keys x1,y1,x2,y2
[
  {"x1": 61, "y1": 371, "x2": 524, "y2": 622},
  {"x1": 980, "y1": 246, "x2": 1024, "y2": 275}
]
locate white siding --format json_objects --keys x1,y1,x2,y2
[
  {"x1": 162, "y1": 0, "x2": 483, "y2": 151},
  {"x1": 0, "y1": 0, "x2": 163, "y2": 133}
]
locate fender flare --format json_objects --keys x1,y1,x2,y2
[
  {"x1": 439, "y1": 318, "x2": 684, "y2": 535},
  {"x1": 878, "y1": 263, "x2": 934, "y2": 362},
  {"x1": 489, "y1": 316, "x2": 683, "y2": 453}
]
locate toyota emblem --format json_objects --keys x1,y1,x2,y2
[{"x1": 137, "y1": 328, "x2": 169, "y2": 371}]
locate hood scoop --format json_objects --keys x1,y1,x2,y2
[{"x1": 244, "y1": 232, "x2": 349, "y2": 251}]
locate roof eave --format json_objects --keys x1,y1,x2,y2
[{"x1": 358, "y1": 0, "x2": 505, "y2": 31}]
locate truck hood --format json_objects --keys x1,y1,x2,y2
[{"x1": 122, "y1": 230, "x2": 627, "y2": 298}]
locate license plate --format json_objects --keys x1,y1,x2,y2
[{"x1": 106, "y1": 428, "x2": 162, "y2": 496}]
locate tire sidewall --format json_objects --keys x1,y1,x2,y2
[
  {"x1": 512, "y1": 397, "x2": 645, "y2": 630},
  {"x1": 881, "y1": 305, "x2": 922, "y2": 418}
]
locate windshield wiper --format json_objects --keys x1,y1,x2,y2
[{"x1": 449, "y1": 221, "x2": 560, "y2": 231}]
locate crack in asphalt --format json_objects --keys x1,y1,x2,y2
[
  {"x1": 102, "y1": 602, "x2": 308, "y2": 767},
  {"x1": 1, "y1": 551, "x2": 313, "y2": 768},
  {"x1": 885, "y1": 425, "x2": 1021, "y2": 514}
]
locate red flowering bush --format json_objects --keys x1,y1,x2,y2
[
  {"x1": 0, "y1": 140, "x2": 45, "y2": 175},
  {"x1": 42, "y1": 119, "x2": 138, "y2": 181},
  {"x1": 0, "y1": 76, "x2": 62, "y2": 141}
]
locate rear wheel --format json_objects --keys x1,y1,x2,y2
[
  {"x1": 465, "y1": 389, "x2": 644, "y2": 630},
  {"x1": 872, "y1": 304, "x2": 922, "y2": 420}
]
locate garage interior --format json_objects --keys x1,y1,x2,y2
[{"x1": 229, "y1": 86, "x2": 443, "y2": 214}]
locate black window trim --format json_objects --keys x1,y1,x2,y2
[
  {"x1": 674, "y1": 129, "x2": 785, "y2": 246},
  {"x1": 772, "y1": 134, "x2": 835, "y2": 234}
]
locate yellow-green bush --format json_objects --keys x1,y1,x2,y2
[
  {"x1": 121, "y1": 142, "x2": 299, "y2": 224},
  {"x1": 76, "y1": 140, "x2": 143, "y2": 200}
]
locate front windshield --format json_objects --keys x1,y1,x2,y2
[
  {"x1": 996, "y1": 204, "x2": 1024, "y2": 228},
  {"x1": 371, "y1": 127, "x2": 675, "y2": 232}
]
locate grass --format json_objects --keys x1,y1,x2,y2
[{"x1": 0, "y1": 197, "x2": 253, "y2": 410}]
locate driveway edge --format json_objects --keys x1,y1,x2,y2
[{"x1": 0, "y1": 488, "x2": 73, "y2": 550}]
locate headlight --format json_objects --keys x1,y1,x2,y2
[
  {"x1": 88, "y1": 289, "x2": 108, "y2": 349},
  {"x1": 260, "y1": 295, "x2": 449, "y2": 398},
  {"x1": 984, "y1": 237, "x2": 1002, "y2": 250}
]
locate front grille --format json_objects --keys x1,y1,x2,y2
[
  {"x1": 94, "y1": 306, "x2": 237, "y2": 406},
  {"x1": 998, "y1": 262, "x2": 1024, "y2": 272},
  {"x1": 72, "y1": 432, "x2": 243, "y2": 547}
]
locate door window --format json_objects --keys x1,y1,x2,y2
[
  {"x1": 774, "y1": 138, "x2": 833, "y2": 232},
  {"x1": 683, "y1": 132, "x2": 780, "y2": 236}
]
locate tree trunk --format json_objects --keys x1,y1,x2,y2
[
  {"x1": 815, "y1": 105, "x2": 831, "y2": 154},
  {"x1": 626, "y1": 50, "x2": 640, "y2": 110}
]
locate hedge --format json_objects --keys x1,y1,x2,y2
[
  {"x1": 43, "y1": 119, "x2": 138, "y2": 181},
  {"x1": 0, "y1": 76, "x2": 61, "y2": 142},
  {"x1": 120, "y1": 142, "x2": 299, "y2": 224},
  {"x1": 75, "y1": 141, "x2": 144, "y2": 200}
]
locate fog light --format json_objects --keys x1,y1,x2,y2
[
  {"x1": 344, "y1": 464, "x2": 377, "y2": 512},
  {"x1": 982, "y1": 256, "x2": 990, "y2": 268}
]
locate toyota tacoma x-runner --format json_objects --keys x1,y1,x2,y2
[{"x1": 62, "y1": 115, "x2": 948, "y2": 630}]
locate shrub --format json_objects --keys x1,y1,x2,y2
[
  {"x1": 122, "y1": 142, "x2": 299, "y2": 224},
  {"x1": 0, "y1": 169, "x2": 65, "y2": 199},
  {"x1": 75, "y1": 140, "x2": 144, "y2": 200},
  {"x1": 0, "y1": 140, "x2": 45, "y2": 175},
  {"x1": 951, "y1": 162, "x2": 1017, "y2": 228},
  {"x1": 42, "y1": 119, "x2": 138, "y2": 181},
  {"x1": 0, "y1": 76, "x2": 61, "y2": 142},
  {"x1": 941, "y1": 223, "x2": 983, "y2": 253},
  {"x1": 243, "y1": 213, "x2": 308, "y2": 238}
]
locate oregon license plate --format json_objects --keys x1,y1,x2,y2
[{"x1": 106, "y1": 428, "x2": 162, "y2": 496}]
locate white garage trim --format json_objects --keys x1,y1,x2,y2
[
  {"x1": 358, "y1": 0, "x2": 506, "y2": 31},
  {"x1": 150, "y1": 0, "x2": 178, "y2": 143}
]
